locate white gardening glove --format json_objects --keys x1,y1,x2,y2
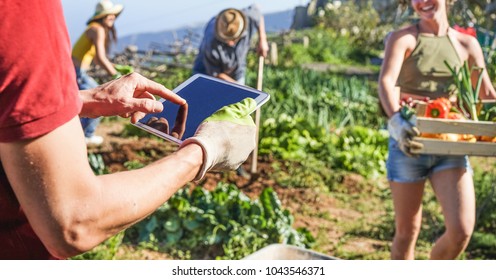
[
  {"x1": 388, "y1": 112, "x2": 422, "y2": 157},
  {"x1": 180, "y1": 98, "x2": 257, "y2": 181}
]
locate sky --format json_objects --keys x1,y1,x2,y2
[{"x1": 61, "y1": 0, "x2": 309, "y2": 43}]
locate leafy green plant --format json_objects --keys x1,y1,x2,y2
[
  {"x1": 124, "y1": 183, "x2": 314, "y2": 259},
  {"x1": 275, "y1": 30, "x2": 354, "y2": 67},
  {"x1": 328, "y1": 126, "x2": 389, "y2": 178},
  {"x1": 71, "y1": 231, "x2": 124, "y2": 260},
  {"x1": 259, "y1": 111, "x2": 388, "y2": 178},
  {"x1": 278, "y1": 43, "x2": 314, "y2": 67},
  {"x1": 467, "y1": 232, "x2": 496, "y2": 259},
  {"x1": 478, "y1": 103, "x2": 496, "y2": 122},
  {"x1": 444, "y1": 60, "x2": 483, "y2": 120},
  {"x1": 88, "y1": 153, "x2": 107, "y2": 175},
  {"x1": 124, "y1": 160, "x2": 145, "y2": 170},
  {"x1": 473, "y1": 166, "x2": 496, "y2": 233}
]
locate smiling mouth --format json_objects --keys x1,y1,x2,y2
[{"x1": 421, "y1": 5, "x2": 435, "y2": 12}]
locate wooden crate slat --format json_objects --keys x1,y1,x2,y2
[
  {"x1": 411, "y1": 137, "x2": 496, "y2": 157},
  {"x1": 416, "y1": 117, "x2": 496, "y2": 137}
]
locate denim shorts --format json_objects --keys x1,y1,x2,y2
[
  {"x1": 75, "y1": 67, "x2": 101, "y2": 137},
  {"x1": 386, "y1": 137, "x2": 471, "y2": 183}
]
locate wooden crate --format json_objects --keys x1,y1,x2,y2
[{"x1": 411, "y1": 117, "x2": 496, "y2": 157}]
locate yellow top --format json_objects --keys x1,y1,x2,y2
[{"x1": 71, "y1": 23, "x2": 97, "y2": 69}]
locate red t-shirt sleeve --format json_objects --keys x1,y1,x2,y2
[
  {"x1": 0, "y1": 0, "x2": 82, "y2": 142},
  {"x1": 0, "y1": 0, "x2": 82, "y2": 260}
]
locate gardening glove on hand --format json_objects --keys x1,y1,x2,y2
[
  {"x1": 180, "y1": 98, "x2": 257, "y2": 181},
  {"x1": 388, "y1": 112, "x2": 422, "y2": 157}
]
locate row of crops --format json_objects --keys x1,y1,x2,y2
[{"x1": 251, "y1": 67, "x2": 388, "y2": 180}]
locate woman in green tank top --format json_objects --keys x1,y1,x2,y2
[{"x1": 378, "y1": 0, "x2": 496, "y2": 260}]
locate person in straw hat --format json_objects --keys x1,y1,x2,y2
[
  {"x1": 193, "y1": 5, "x2": 268, "y2": 84},
  {"x1": 193, "y1": 4, "x2": 269, "y2": 179},
  {"x1": 72, "y1": 0, "x2": 125, "y2": 146}
]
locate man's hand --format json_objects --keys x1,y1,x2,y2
[
  {"x1": 179, "y1": 98, "x2": 257, "y2": 181},
  {"x1": 79, "y1": 73, "x2": 186, "y2": 123},
  {"x1": 257, "y1": 39, "x2": 269, "y2": 58},
  {"x1": 388, "y1": 112, "x2": 423, "y2": 157}
]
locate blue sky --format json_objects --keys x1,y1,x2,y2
[{"x1": 61, "y1": 0, "x2": 309, "y2": 43}]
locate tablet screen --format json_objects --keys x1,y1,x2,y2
[{"x1": 134, "y1": 74, "x2": 270, "y2": 144}]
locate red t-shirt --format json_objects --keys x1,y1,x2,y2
[{"x1": 0, "y1": 0, "x2": 82, "y2": 259}]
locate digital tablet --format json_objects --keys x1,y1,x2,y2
[{"x1": 133, "y1": 74, "x2": 270, "y2": 144}]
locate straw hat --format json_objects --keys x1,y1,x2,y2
[
  {"x1": 215, "y1": 8, "x2": 247, "y2": 43},
  {"x1": 87, "y1": 0, "x2": 123, "y2": 25}
]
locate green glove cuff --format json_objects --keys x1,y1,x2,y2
[{"x1": 204, "y1": 98, "x2": 256, "y2": 126}]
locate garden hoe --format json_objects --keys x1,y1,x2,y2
[{"x1": 250, "y1": 55, "x2": 264, "y2": 178}]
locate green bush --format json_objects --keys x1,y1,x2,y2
[
  {"x1": 71, "y1": 232, "x2": 124, "y2": 260},
  {"x1": 275, "y1": 29, "x2": 354, "y2": 66},
  {"x1": 278, "y1": 44, "x2": 314, "y2": 67},
  {"x1": 467, "y1": 232, "x2": 496, "y2": 259},
  {"x1": 473, "y1": 167, "x2": 496, "y2": 233},
  {"x1": 313, "y1": 0, "x2": 391, "y2": 59}
]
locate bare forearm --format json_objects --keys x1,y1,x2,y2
[
  {"x1": 257, "y1": 16, "x2": 269, "y2": 57},
  {"x1": 379, "y1": 79, "x2": 401, "y2": 118},
  {"x1": 480, "y1": 73, "x2": 496, "y2": 99},
  {"x1": 79, "y1": 89, "x2": 100, "y2": 117},
  {"x1": 55, "y1": 140, "x2": 202, "y2": 257},
  {"x1": 100, "y1": 59, "x2": 118, "y2": 77},
  {"x1": 0, "y1": 117, "x2": 203, "y2": 257},
  {"x1": 217, "y1": 73, "x2": 237, "y2": 83},
  {"x1": 96, "y1": 144, "x2": 202, "y2": 233},
  {"x1": 258, "y1": 16, "x2": 267, "y2": 42}
]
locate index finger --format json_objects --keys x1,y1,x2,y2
[{"x1": 134, "y1": 75, "x2": 186, "y2": 105}]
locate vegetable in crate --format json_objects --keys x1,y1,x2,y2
[
  {"x1": 444, "y1": 61, "x2": 482, "y2": 121},
  {"x1": 425, "y1": 97, "x2": 450, "y2": 118},
  {"x1": 399, "y1": 97, "x2": 417, "y2": 120},
  {"x1": 420, "y1": 97, "x2": 476, "y2": 142}
]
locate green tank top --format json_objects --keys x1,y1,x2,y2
[{"x1": 396, "y1": 30, "x2": 462, "y2": 98}]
